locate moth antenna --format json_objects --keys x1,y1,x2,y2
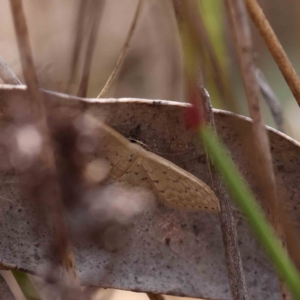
[{"x1": 129, "y1": 138, "x2": 195, "y2": 156}]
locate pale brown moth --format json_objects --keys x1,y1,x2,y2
[{"x1": 82, "y1": 115, "x2": 220, "y2": 213}]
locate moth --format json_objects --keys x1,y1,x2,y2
[{"x1": 81, "y1": 115, "x2": 220, "y2": 213}]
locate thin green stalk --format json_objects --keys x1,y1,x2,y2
[
  {"x1": 11, "y1": 270, "x2": 42, "y2": 300},
  {"x1": 200, "y1": 125, "x2": 300, "y2": 299}
]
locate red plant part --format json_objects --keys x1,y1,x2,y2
[{"x1": 184, "y1": 84, "x2": 207, "y2": 130}]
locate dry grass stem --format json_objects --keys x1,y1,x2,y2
[
  {"x1": 97, "y1": 0, "x2": 143, "y2": 98},
  {"x1": 171, "y1": 2, "x2": 249, "y2": 299},
  {"x1": 201, "y1": 85, "x2": 249, "y2": 300},
  {"x1": 256, "y1": 69, "x2": 285, "y2": 132},
  {"x1": 9, "y1": 0, "x2": 41, "y2": 111},
  {"x1": 77, "y1": 0, "x2": 104, "y2": 97},
  {"x1": 224, "y1": 0, "x2": 291, "y2": 299},
  {"x1": 172, "y1": 0, "x2": 235, "y2": 111},
  {"x1": 9, "y1": 0, "x2": 80, "y2": 292},
  {"x1": 0, "y1": 56, "x2": 21, "y2": 85},
  {"x1": 66, "y1": 0, "x2": 89, "y2": 94},
  {"x1": 246, "y1": 0, "x2": 300, "y2": 107}
]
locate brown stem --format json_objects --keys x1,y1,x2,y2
[
  {"x1": 172, "y1": 1, "x2": 249, "y2": 299},
  {"x1": 201, "y1": 86, "x2": 249, "y2": 300},
  {"x1": 245, "y1": 0, "x2": 300, "y2": 107},
  {"x1": 9, "y1": 0, "x2": 80, "y2": 292},
  {"x1": 0, "y1": 56, "x2": 21, "y2": 85},
  {"x1": 172, "y1": 0, "x2": 236, "y2": 111},
  {"x1": 77, "y1": 0, "x2": 105, "y2": 98},
  {"x1": 65, "y1": 0, "x2": 90, "y2": 94},
  {"x1": 224, "y1": 0, "x2": 290, "y2": 299},
  {"x1": 255, "y1": 69, "x2": 285, "y2": 133},
  {"x1": 97, "y1": 0, "x2": 143, "y2": 98}
]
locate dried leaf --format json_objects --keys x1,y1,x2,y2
[{"x1": 0, "y1": 86, "x2": 299, "y2": 299}]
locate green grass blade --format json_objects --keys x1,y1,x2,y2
[
  {"x1": 11, "y1": 270, "x2": 42, "y2": 300},
  {"x1": 200, "y1": 125, "x2": 300, "y2": 299}
]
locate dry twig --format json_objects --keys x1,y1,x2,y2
[
  {"x1": 0, "y1": 56, "x2": 21, "y2": 85},
  {"x1": 172, "y1": 1, "x2": 249, "y2": 299},
  {"x1": 201, "y1": 85, "x2": 249, "y2": 300},
  {"x1": 65, "y1": 0, "x2": 90, "y2": 94},
  {"x1": 224, "y1": 0, "x2": 291, "y2": 299},
  {"x1": 245, "y1": 0, "x2": 300, "y2": 107},
  {"x1": 97, "y1": 0, "x2": 143, "y2": 98},
  {"x1": 172, "y1": 0, "x2": 235, "y2": 111},
  {"x1": 256, "y1": 69, "x2": 285, "y2": 132},
  {"x1": 9, "y1": 0, "x2": 80, "y2": 294},
  {"x1": 77, "y1": 0, "x2": 105, "y2": 97}
]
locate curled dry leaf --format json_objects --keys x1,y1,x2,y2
[{"x1": 0, "y1": 86, "x2": 299, "y2": 299}]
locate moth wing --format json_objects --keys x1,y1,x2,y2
[
  {"x1": 140, "y1": 151, "x2": 220, "y2": 212},
  {"x1": 85, "y1": 117, "x2": 219, "y2": 212},
  {"x1": 94, "y1": 121, "x2": 140, "y2": 179},
  {"x1": 116, "y1": 158, "x2": 154, "y2": 191}
]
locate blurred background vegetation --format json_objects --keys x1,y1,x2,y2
[{"x1": 1, "y1": 0, "x2": 300, "y2": 137}]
